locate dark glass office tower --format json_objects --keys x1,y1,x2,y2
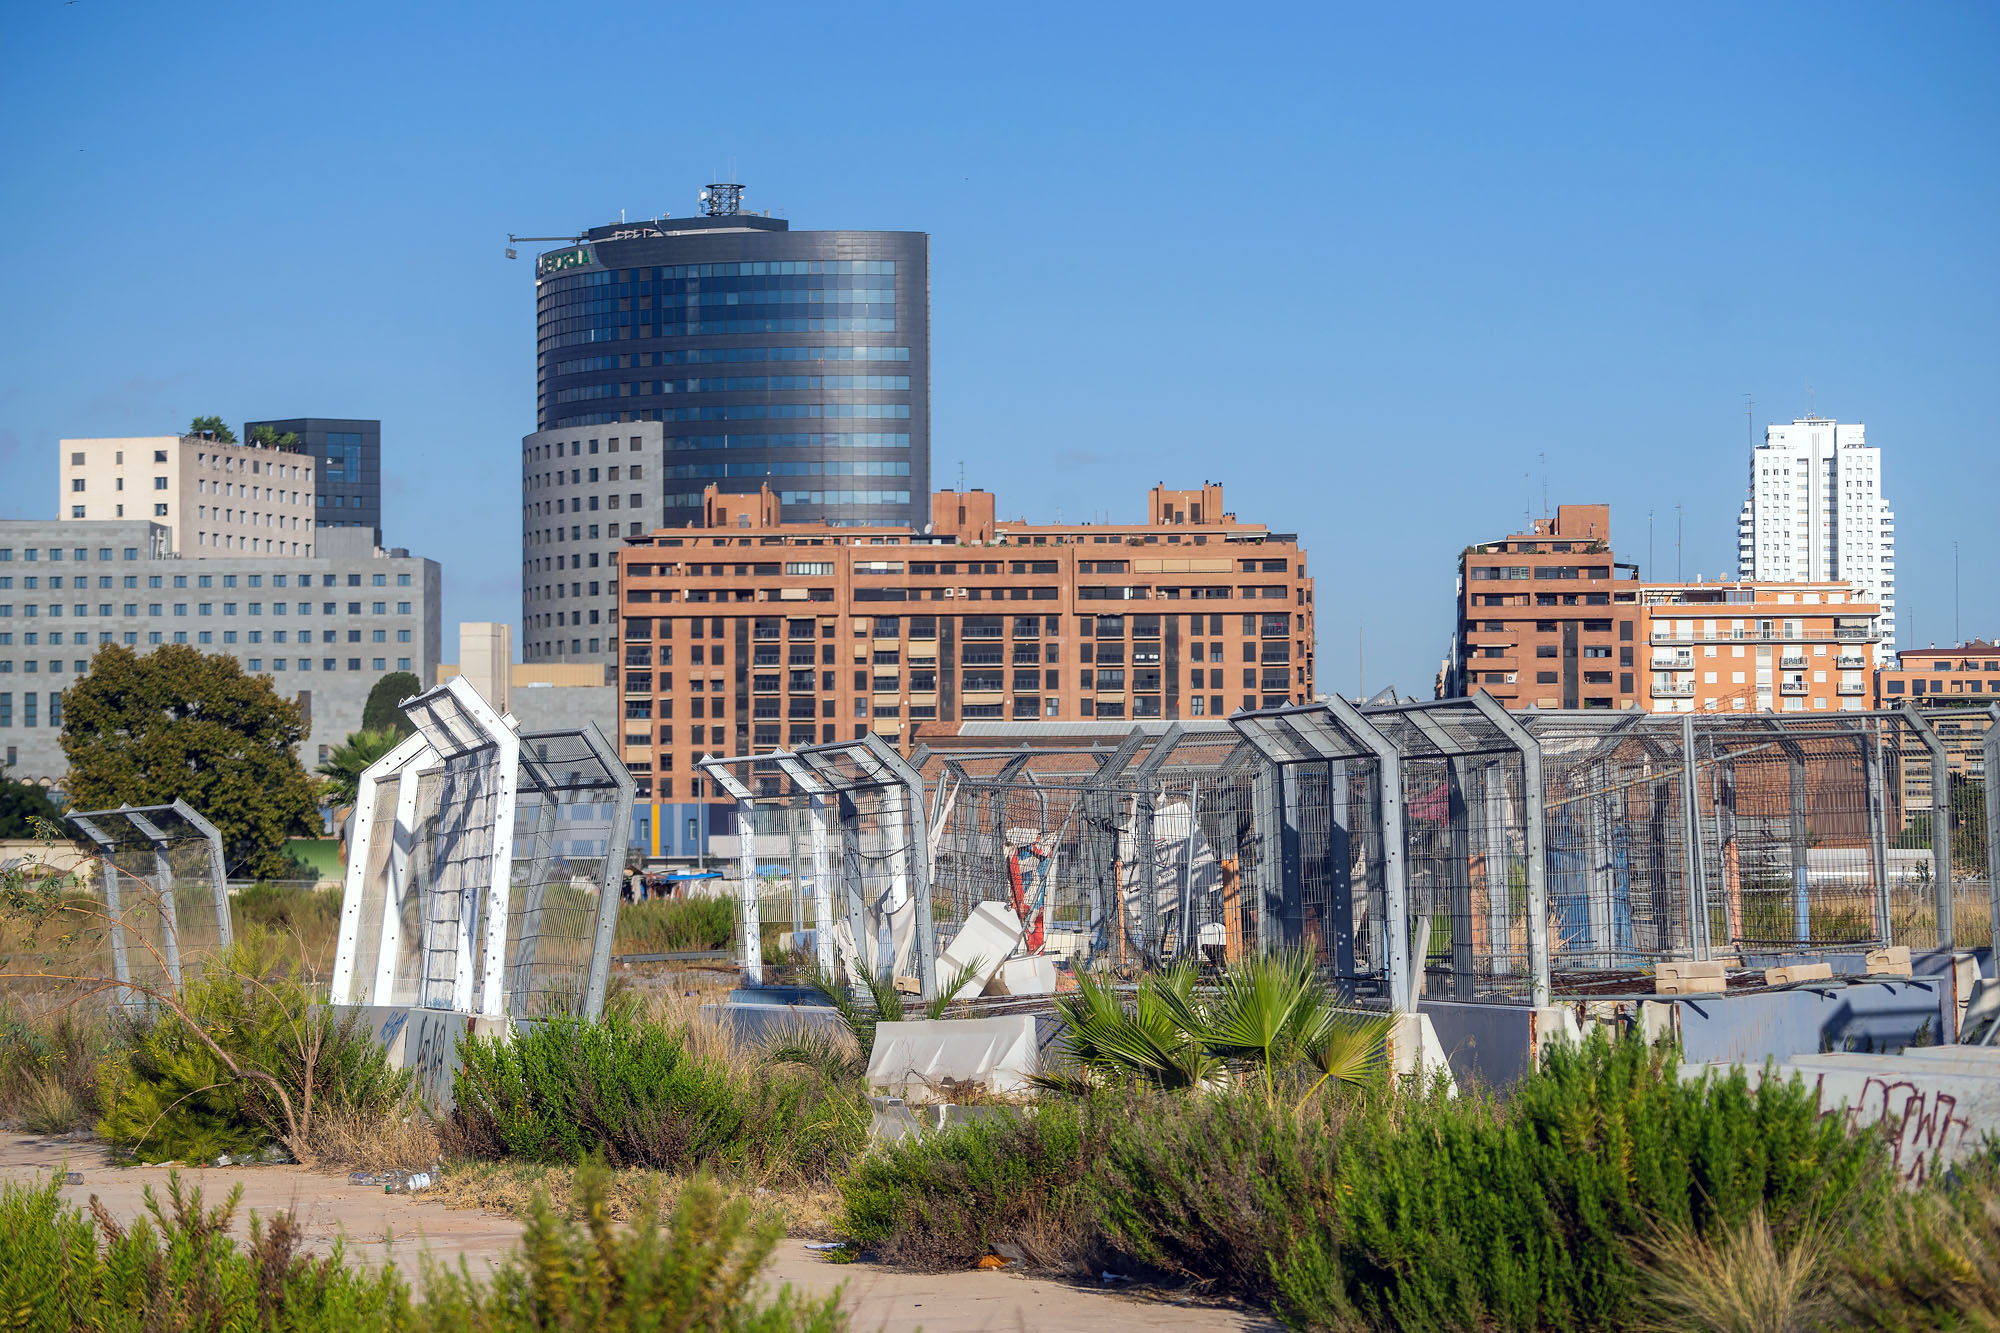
[
  {"x1": 244, "y1": 417, "x2": 382, "y2": 545},
  {"x1": 531, "y1": 187, "x2": 929, "y2": 530}
]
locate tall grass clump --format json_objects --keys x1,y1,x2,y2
[
  {"x1": 0, "y1": 1003, "x2": 112, "y2": 1133},
  {"x1": 448, "y1": 1015, "x2": 866, "y2": 1185},
  {"x1": 613, "y1": 895, "x2": 736, "y2": 955},
  {"x1": 1270, "y1": 1029, "x2": 1893, "y2": 1332}
]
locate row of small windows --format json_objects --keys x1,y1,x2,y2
[
  {"x1": 550, "y1": 348, "x2": 909, "y2": 376},
  {"x1": 660, "y1": 489, "x2": 910, "y2": 510},
  {"x1": 546, "y1": 284, "x2": 895, "y2": 311},
  {"x1": 544, "y1": 317, "x2": 895, "y2": 350},
  {"x1": 0, "y1": 603, "x2": 413, "y2": 618},
  {"x1": 1, "y1": 623, "x2": 411, "y2": 648},
  {"x1": 664, "y1": 461, "x2": 909, "y2": 480},
  {"x1": 545, "y1": 259, "x2": 894, "y2": 289},
  {"x1": 666, "y1": 433, "x2": 909, "y2": 452},
  {"x1": 0, "y1": 570, "x2": 409, "y2": 589},
  {"x1": 554, "y1": 397, "x2": 912, "y2": 420},
  {"x1": 555, "y1": 376, "x2": 909, "y2": 400}
]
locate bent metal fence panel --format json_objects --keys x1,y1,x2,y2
[
  {"x1": 65, "y1": 800, "x2": 231, "y2": 1002},
  {"x1": 333, "y1": 677, "x2": 629, "y2": 1021}
]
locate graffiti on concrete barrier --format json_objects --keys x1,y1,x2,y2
[{"x1": 1815, "y1": 1073, "x2": 1976, "y2": 1185}]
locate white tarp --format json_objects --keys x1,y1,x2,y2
[{"x1": 865, "y1": 1015, "x2": 1040, "y2": 1097}]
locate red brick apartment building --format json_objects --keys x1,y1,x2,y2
[
  {"x1": 616, "y1": 484, "x2": 1315, "y2": 800},
  {"x1": 1443, "y1": 504, "x2": 1645, "y2": 709}
]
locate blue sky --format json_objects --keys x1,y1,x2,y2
[{"x1": 2, "y1": 1, "x2": 1994, "y2": 690}]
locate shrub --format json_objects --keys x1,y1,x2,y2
[
  {"x1": 0, "y1": 1003, "x2": 109, "y2": 1131},
  {"x1": 1270, "y1": 1029, "x2": 1893, "y2": 1332},
  {"x1": 421, "y1": 1158, "x2": 847, "y2": 1331},
  {"x1": 837, "y1": 1097, "x2": 1106, "y2": 1270},
  {"x1": 1637, "y1": 1209, "x2": 1831, "y2": 1333},
  {"x1": 0, "y1": 1171, "x2": 410, "y2": 1331},
  {"x1": 1832, "y1": 1159, "x2": 2000, "y2": 1329},
  {"x1": 448, "y1": 1016, "x2": 866, "y2": 1184},
  {"x1": 1094, "y1": 1087, "x2": 1350, "y2": 1305},
  {"x1": 96, "y1": 931, "x2": 410, "y2": 1162}
]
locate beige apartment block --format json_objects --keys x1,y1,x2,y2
[
  {"x1": 61, "y1": 434, "x2": 317, "y2": 557},
  {"x1": 1639, "y1": 579, "x2": 1881, "y2": 714}
]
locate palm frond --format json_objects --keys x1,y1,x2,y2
[{"x1": 924, "y1": 959, "x2": 984, "y2": 1020}]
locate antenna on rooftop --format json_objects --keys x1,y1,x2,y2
[
  {"x1": 700, "y1": 182, "x2": 745, "y2": 217},
  {"x1": 1539, "y1": 452, "x2": 1548, "y2": 519}
]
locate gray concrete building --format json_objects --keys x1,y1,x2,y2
[
  {"x1": 520, "y1": 421, "x2": 664, "y2": 668},
  {"x1": 0, "y1": 520, "x2": 441, "y2": 785}
]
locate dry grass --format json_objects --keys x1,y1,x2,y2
[
  {"x1": 293, "y1": 1105, "x2": 444, "y2": 1175},
  {"x1": 1638, "y1": 1210, "x2": 1830, "y2": 1333},
  {"x1": 423, "y1": 1156, "x2": 844, "y2": 1238}
]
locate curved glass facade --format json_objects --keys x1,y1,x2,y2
[{"x1": 533, "y1": 215, "x2": 929, "y2": 532}]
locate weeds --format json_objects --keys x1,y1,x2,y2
[
  {"x1": 614, "y1": 895, "x2": 736, "y2": 955},
  {"x1": 447, "y1": 1015, "x2": 867, "y2": 1185},
  {"x1": 0, "y1": 1160, "x2": 844, "y2": 1331}
]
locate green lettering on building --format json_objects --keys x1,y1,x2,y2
[{"x1": 538, "y1": 246, "x2": 593, "y2": 276}]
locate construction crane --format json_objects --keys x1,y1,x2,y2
[{"x1": 504, "y1": 233, "x2": 582, "y2": 260}]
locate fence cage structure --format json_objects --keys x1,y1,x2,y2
[
  {"x1": 65, "y1": 799, "x2": 232, "y2": 999},
  {"x1": 701, "y1": 733, "x2": 935, "y2": 993},
  {"x1": 921, "y1": 722, "x2": 1269, "y2": 980},
  {"x1": 704, "y1": 704, "x2": 1994, "y2": 1011},
  {"x1": 332, "y1": 675, "x2": 632, "y2": 1021}
]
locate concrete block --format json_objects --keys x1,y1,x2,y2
[
  {"x1": 867, "y1": 1015, "x2": 1041, "y2": 1098},
  {"x1": 1867, "y1": 945, "x2": 1914, "y2": 978},
  {"x1": 985, "y1": 954, "x2": 1058, "y2": 997},
  {"x1": 939, "y1": 902, "x2": 1025, "y2": 995},
  {"x1": 1386, "y1": 1012, "x2": 1457, "y2": 1096},
  {"x1": 1765, "y1": 962, "x2": 1834, "y2": 986},
  {"x1": 1657, "y1": 961, "x2": 1727, "y2": 994}
]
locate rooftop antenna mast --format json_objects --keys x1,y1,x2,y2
[
  {"x1": 1539, "y1": 452, "x2": 1548, "y2": 519},
  {"x1": 699, "y1": 181, "x2": 745, "y2": 217}
]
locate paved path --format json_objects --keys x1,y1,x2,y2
[{"x1": 0, "y1": 1135, "x2": 1271, "y2": 1331}]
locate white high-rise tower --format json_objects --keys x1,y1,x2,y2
[{"x1": 1736, "y1": 416, "x2": 1896, "y2": 661}]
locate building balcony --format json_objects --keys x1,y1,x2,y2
[
  {"x1": 1835, "y1": 627, "x2": 1874, "y2": 641},
  {"x1": 1780, "y1": 655, "x2": 1807, "y2": 669},
  {"x1": 1651, "y1": 682, "x2": 1696, "y2": 698},
  {"x1": 1651, "y1": 655, "x2": 1692, "y2": 670},
  {"x1": 1836, "y1": 654, "x2": 1867, "y2": 669},
  {"x1": 1780, "y1": 681, "x2": 1808, "y2": 696},
  {"x1": 1838, "y1": 683, "x2": 1867, "y2": 696}
]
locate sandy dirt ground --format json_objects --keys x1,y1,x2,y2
[{"x1": 0, "y1": 1134, "x2": 1273, "y2": 1332}]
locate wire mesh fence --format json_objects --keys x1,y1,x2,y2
[
  {"x1": 60, "y1": 801, "x2": 231, "y2": 1004},
  {"x1": 703, "y1": 706, "x2": 1996, "y2": 1007},
  {"x1": 333, "y1": 678, "x2": 632, "y2": 1021}
]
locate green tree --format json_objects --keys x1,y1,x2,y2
[
  {"x1": 359, "y1": 670, "x2": 421, "y2": 737},
  {"x1": 245, "y1": 423, "x2": 299, "y2": 450},
  {"x1": 0, "y1": 770, "x2": 60, "y2": 838},
  {"x1": 316, "y1": 728, "x2": 402, "y2": 809},
  {"x1": 185, "y1": 415, "x2": 236, "y2": 443},
  {"x1": 58, "y1": 644, "x2": 319, "y2": 879}
]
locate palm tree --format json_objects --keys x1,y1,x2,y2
[
  {"x1": 316, "y1": 727, "x2": 403, "y2": 809},
  {"x1": 1043, "y1": 948, "x2": 1386, "y2": 1107}
]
